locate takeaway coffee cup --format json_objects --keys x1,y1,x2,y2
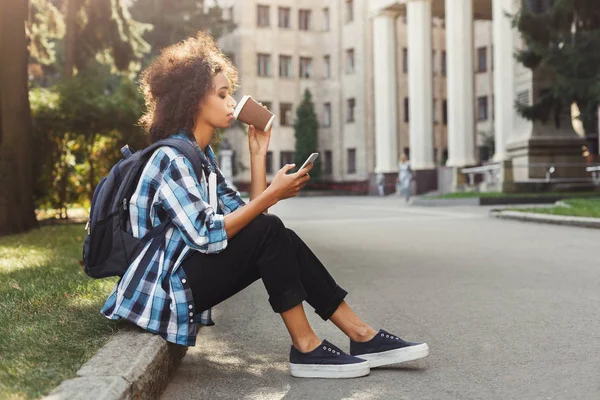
[{"x1": 233, "y1": 95, "x2": 276, "y2": 132}]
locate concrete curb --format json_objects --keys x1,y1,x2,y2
[
  {"x1": 490, "y1": 210, "x2": 600, "y2": 229},
  {"x1": 410, "y1": 196, "x2": 566, "y2": 207},
  {"x1": 42, "y1": 327, "x2": 187, "y2": 400},
  {"x1": 410, "y1": 197, "x2": 480, "y2": 207}
]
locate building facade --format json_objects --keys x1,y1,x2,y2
[{"x1": 217, "y1": 0, "x2": 495, "y2": 188}]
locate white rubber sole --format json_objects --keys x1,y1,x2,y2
[
  {"x1": 355, "y1": 343, "x2": 430, "y2": 368},
  {"x1": 290, "y1": 360, "x2": 370, "y2": 378}
]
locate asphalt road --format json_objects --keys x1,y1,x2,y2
[{"x1": 160, "y1": 196, "x2": 600, "y2": 400}]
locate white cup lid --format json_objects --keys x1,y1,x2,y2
[{"x1": 233, "y1": 95, "x2": 251, "y2": 120}]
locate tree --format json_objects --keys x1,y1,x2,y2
[
  {"x1": 131, "y1": 0, "x2": 235, "y2": 59},
  {"x1": 293, "y1": 89, "x2": 322, "y2": 181},
  {"x1": 0, "y1": 0, "x2": 38, "y2": 236},
  {"x1": 513, "y1": 0, "x2": 600, "y2": 135},
  {"x1": 62, "y1": 0, "x2": 151, "y2": 78},
  {"x1": 27, "y1": 0, "x2": 66, "y2": 67}
]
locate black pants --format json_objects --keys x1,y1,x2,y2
[{"x1": 181, "y1": 213, "x2": 347, "y2": 320}]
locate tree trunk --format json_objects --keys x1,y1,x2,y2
[{"x1": 0, "y1": 0, "x2": 38, "y2": 236}]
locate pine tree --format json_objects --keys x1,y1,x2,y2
[
  {"x1": 513, "y1": 0, "x2": 600, "y2": 134},
  {"x1": 293, "y1": 89, "x2": 322, "y2": 181}
]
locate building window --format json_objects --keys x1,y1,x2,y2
[
  {"x1": 257, "y1": 53, "x2": 271, "y2": 77},
  {"x1": 280, "y1": 151, "x2": 294, "y2": 167},
  {"x1": 323, "y1": 55, "x2": 331, "y2": 78},
  {"x1": 346, "y1": 98, "x2": 356, "y2": 122},
  {"x1": 299, "y1": 57, "x2": 313, "y2": 78},
  {"x1": 404, "y1": 98, "x2": 409, "y2": 122},
  {"x1": 346, "y1": 49, "x2": 355, "y2": 74},
  {"x1": 280, "y1": 103, "x2": 293, "y2": 126},
  {"x1": 347, "y1": 148, "x2": 356, "y2": 174},
  {"x1": 323, "y1": 7, "x2": 329, "y2": 31},
  {"x1": 517, "y1": 90, "x2": 530, "y2": 106},
  {"x1": 441, "y1": 50, "x2": 447, "y2": 76},
  {"x1": 433, "y1": 100, "x2": 438, "y2": 124},
  {"x1": 266, "y1": 151, "x2": 273, "y2": 174},
  {"x1": 278, "y1": 7, "x2": 290, "y2": 28},
  {"x1": 279, "y1": 55, "x2": 292, "y2": 78},
  {"x1": 443, "y1": 99, "x2": 448, "y2": 125},
  {"x1": 323, "y1": 103, "x2": 331, "y2": 127},
  {"x1": 403, "y1": 48, "x2": 408, "y2": 73},
  {"x1": 257, "y1": 5, "x2": 270, "y2": 27},
  {"x1": 345, "y1": 0, "x2": 354, "y2": 23},
  {"x1": 299, "y1": 9, "x2": 311, "y2": 31},
  {"x1": 478, "y1": 96, "x2": 489, "y2": 121},
  {"x1": 324, "y1": 150, "x2": 333, "y2": 175},
  {"x1": 432, "y1": 50, "x2": 436, "y2": 74},
  {"x1": 477, "y1": 47, "x2": 487, "y2": 73}
]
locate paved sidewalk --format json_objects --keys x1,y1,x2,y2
[{"x1": 160, "y1": 197, "x2": 600, "y2": 400}]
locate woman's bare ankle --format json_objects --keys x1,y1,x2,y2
[
  {"x1": 293, "y1": 336, "x2": 322, "y2": 353},
  {"x1": 349, "y1": 326, "x2": 378, "y2": 343}
]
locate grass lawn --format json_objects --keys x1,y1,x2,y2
[
  {"x1": 0, "y1": 224, "x2": 128, "y2": 399},
  {"x1": 511, "y1": 198, "x2": 600, "y2": 218},
  {"x1": 428, "y1": 191, "x2": 600, "y2": 199}
]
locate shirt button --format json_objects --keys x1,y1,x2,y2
[
  {"x1": 190, "y1": 319, "x2": 194, "y2": 323},
  {"x1": 188, "y1": 305, "x2": 193, "y2": 310},
  {"x1": 181, "y1": 279, "x2": 187, "y2": 284},
  {"x1": 189, "y1": 312, "x2": 194, "y2": 316}
]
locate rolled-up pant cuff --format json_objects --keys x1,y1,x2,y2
[
  {"x1": 315, "y1": 285, "x2": 348, "y2": 321},
  {"x1": 270, "y1": 286, "x2": 308, "y2": 314}
]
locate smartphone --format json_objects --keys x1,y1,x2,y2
[{"x1": 298, "y1": 153, "x2": 319, "y2": 172}]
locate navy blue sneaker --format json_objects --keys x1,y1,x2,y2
[
  {"x1": 290, "y1": 340, "x2": 370, "y2": 378},
  {"x1": 350, "y1": 329, "x2": 429, "y2": 368}
]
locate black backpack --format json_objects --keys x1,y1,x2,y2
[{"x1": 82, "y1": 138, "x2": 209, "y2": 299}]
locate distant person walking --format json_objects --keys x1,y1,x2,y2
[
  {"x1": 397, "y1": 154, "x2": 413, "y2": 202},
  {"x1": 376, "y1": 172, "x2": 385, "y2": 196}
]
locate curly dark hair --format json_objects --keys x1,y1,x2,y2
[{"x1": 139, "y1": 31, "x2": 238, "y2": 143}]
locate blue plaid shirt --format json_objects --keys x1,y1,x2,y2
[{"x1": 101, "y1": 132, "x2": 245, "y2": 346}]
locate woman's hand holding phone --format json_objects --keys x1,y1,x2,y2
[{"x1": 267, "y1": 163, "x2": 313, "y2": 202}]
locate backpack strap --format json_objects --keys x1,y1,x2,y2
[{"x1": 122, "y1": 138, "x2": 212, "y2": 299}]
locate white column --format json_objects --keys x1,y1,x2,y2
[
  {"x1": 373, "y1": 11, "x2": 399, "y2": 173},
  {"x1": 445, "y1": 0, "x2": 476, "y2": 167},
  {"x1": 492, "y1": 0, "x2": 515, "y2": 161},
  {"x1": 407, "y1": 0, "x2": 435, "y2": 170}
]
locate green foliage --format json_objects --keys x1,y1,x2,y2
[
  {"x1": 30, "y1": 65, "x2": 147, "y2": 212},
  {"x1": 71, "y1": 0, "x2": 152, "y2": 74},
  {"x1": 25, "y1": 0, "x2": 232, "y2": 214},
  {"x1": 293, "y1": 89, "x2": 322, "y2": 180},
  {"x1": 512, "y1": 198, "x2": 600, "y2": 218},
  {"x1": 513, "y1": 0, "x2": 600, "y2": 132},
  {"x1": 0, "y1": 224, "x2": 126, "y2": 399},
  {"x1": 131, "y1": 0, "x2": 235, "y2": 59},
  {"x1": 27, "y1": 0, "x2": 66, "y2": 65}
]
